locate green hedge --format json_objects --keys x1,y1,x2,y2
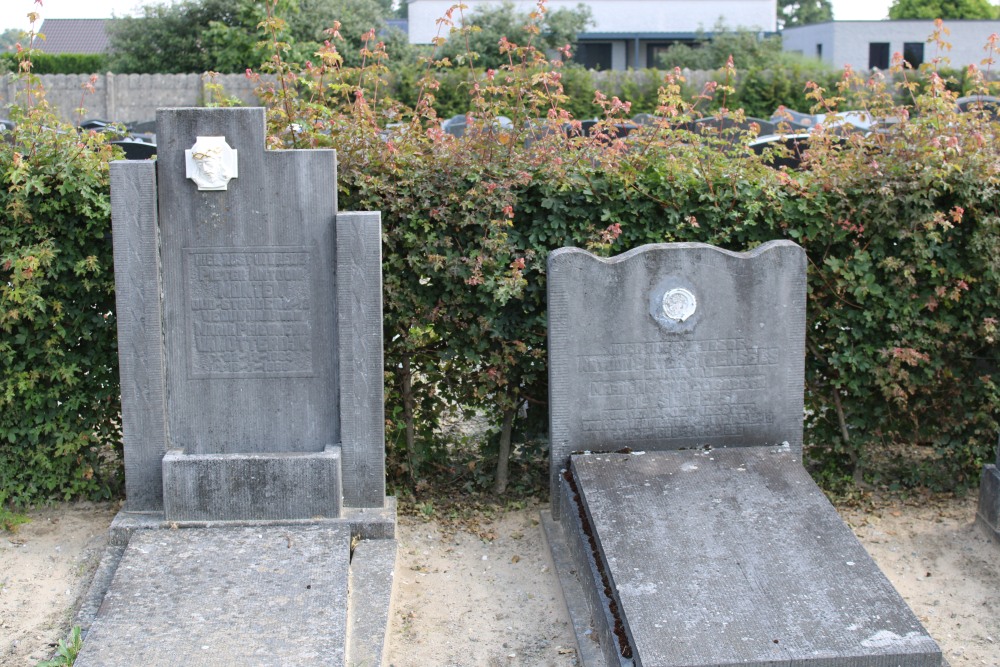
[
  {"x1": 0, "y1": 52, "x2": 107, "y2": 74},
  {"x1": 0, "y1": 85, "x2": 121, "y2": 507},
  {"x1": 263, "y1": 33, "x2": 998, "y2": 494},
  {"x1": 3, "y1": 24, "x2": 998, "y2": 507},
  {"x1": 385, "y1": 63, "x2": 844, "y2": 122}
]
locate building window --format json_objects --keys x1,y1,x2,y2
[
  {"x1": 576, "y1": 42, "x2": 612, "y2": 70},
  {"x1": 869, "y1": 42, "x2": 890, "y2": 69},
  {"x1": 647, "y1": 40, "x2": 700, "y2": 69},
  {"x1": 903, "y1": 42, "x2": 924, "y2": 67},
  {"x1": 647, "y1": 43, "x2": 672, "y2": 68},
  {"x1": 816, "y1": 43, "x2": 823, "y2": 58}
]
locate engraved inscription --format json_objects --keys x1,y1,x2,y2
[
  {"x1": 578, "y1": 339, "x2": 778, "y2": 442},
  {"x1": 186, "y1": 248, "x2": 314, "y2": 378}
]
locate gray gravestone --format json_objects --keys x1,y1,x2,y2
[
  {"x1": 568, "y1": 449, "x2": 940, "y2": 667},
  {"x1": 82, "y1": 107, "x2": 396, "y2": 665},
  {"x1": 548, "y1": 241, "x2": 806, "y2": 517},
  {"x1": 112, "y1": 107, "x2": 386, "y2": 520},
  {"x1": 975, "y1": 434, "x2": 1000, "y2": 543},
  {"x1": 543, "y1": 241, "x2": 941, "y2": 667}
]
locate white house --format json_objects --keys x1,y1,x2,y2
[
  {"x1": 782, "y1": 20, "x2": 1000, "y2": 71},
  {"x1": 407, "y1": 0, "x2": 778, "y2": 70}
]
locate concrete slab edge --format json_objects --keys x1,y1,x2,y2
[
  {"x1": 346, "y1": 539, "x2": 398, "y2": 667},
  {"x1": 540, "y1": 510, "x2": 609, "y2": 667},
  {"x1": 107, "y1": 497, "x2": 397, "y2": 545},
  {"x1": 975, "y1": 464, "x2": 1000, "y2": 545},
  {"x1": 74, "y1": 543, "x2": 127, "y2": 637},
  {"x1": 975, "y1": 516, "x2": 1000, "y2": 545},
  {"x1": 558, "y1": 478, "x2": 634, "y2": 667}
]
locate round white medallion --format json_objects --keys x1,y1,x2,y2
[{"x1": 662, "y1": 288, "x2": 697, "y2": 322}]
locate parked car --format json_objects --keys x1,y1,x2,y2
[
  {"x1": 111, "y1": 138, "x2": 157, "y2": 159},
  {"x1": 955, "y1": 95, "x2": 1000, "y2": 119},
  {"x1": 748, "y1": 133, "x2": 814, "y2": 170}
]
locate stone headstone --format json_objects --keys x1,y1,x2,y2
[
  {"x1": 110, "y1": 138, "x2": 157, "y2": 160},
  {"x1": 543, "y1": 241, "x2": 941, "y2": 667},
  {"x1": 547, "y1": 241, "x2": 806, "y2": 516},
  {"x1": 111, "y1": 107, "x2": 387, "y2": 520},
  {"x1": 976, "y1": 433, "x2": 1000, "y2": 544},
  {"x1": 82, "y1": 107, "x2": 396, "y2": 666}
]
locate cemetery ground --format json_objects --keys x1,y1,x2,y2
[{"x1": 0, "y1": 493, "x2": 997, "y2": 667}]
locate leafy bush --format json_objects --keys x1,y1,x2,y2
[
  {"x1": 436, "y1": 0, "x2": 591, "y2": 69},
  {"x1": 656, "y1": 24, "x2": 786, "y2": 71},
  {"x1": 249, "y1": 5, "x2": 999, "y2": 496},
  {"x1": 0, "y1": 52, "x2": 106, "y2": 74},
  {"x1": 106, "y1": 0, "x2": 418, "y2": 74},
  {"x1": 4, "y1": 2, "x2": 997, "y2": 504},
  {"x1": 0, "y1": 31, "x2": 121, "y2": 508},
  {"x1": 735, "y1": 61, "x2": 841, "y2": 117}
]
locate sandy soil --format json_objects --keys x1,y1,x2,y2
[
  {"x1": 387, "y1": 508, "x2": 578, "y2": 667},
  {"x1": 838, "y1": 494, "x2": 1000, "y2": 667},
  {"x1": 1, "y1": 494, "x2": 996, "y2": 667},
  {"x1": 0, "y1": 503, "x2": 119, "y2": 666}
]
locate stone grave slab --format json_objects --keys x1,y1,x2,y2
[
  {"x1": 73, "y1": 106, "x2": 395, "y2": 666},
  {"x1": 74, "y1": 526, "x2": 350, "y2": 667},
  {"x1": 547, "y1": 241, "x2": 807, "y2": 519},
  {"x1": 568, "y1": 448, "x2": 941, "y2": 667},
  {"x1": 544, "y1": 240, "x2": 942, "y2": 667},
  {"x1": 975, "y1": 435, "x2": 1000, "y2": 544}
]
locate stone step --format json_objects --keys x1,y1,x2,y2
[
  {"x1": 563, "y1": 447, "x2": 942, "y2": 667},
  {"x1": 75, "y1": 526, "x2": 351, "y2": 667}
]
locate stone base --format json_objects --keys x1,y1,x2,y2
[
  {"x1": 551, "y1": 447, "x2": 942, "y2": 667},
  {"x1": 162, "y1": 445, "x2": 342, "y2": 521},
  {"x1": 976, "y1": 464, "x2": 1000, "y2": 544},
  {"x1": 105, "y1": 497, "x2": 396, "y2": 547},
  {"x1": 76, "y1": 526, "x2": 351, "y2": 667},
  {"x1": 75, "y1": 503, "x2": 397, "y2": 667},
  {"x1": 555, "y1": 479, "x2": 633, "y2": 667}
]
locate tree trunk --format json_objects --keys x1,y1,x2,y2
[
  {"x1": 400, "y1": 351, "x2": 417, "y2": 481},
  {"x1": 807, "y1": 339, "x2": 866, "y2": 488},
  {"x1": 831, "y1": 386, "x2": 865, "y2": 487},
  {"x1": 494, "y1": 405, "x2": 517, "y2": 495}
]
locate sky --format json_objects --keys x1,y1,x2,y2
[{"x1": 0, "y1": 0, "x2": 897, "y2": 33}]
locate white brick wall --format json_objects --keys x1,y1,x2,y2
[
  {"x1": 407, "y1": 0, "x2": 778, "y2": 45},
  {"x1": 782, "y1": 20, "x2": 1000, "y2": 71}
]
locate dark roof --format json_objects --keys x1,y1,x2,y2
[
  {"x1": 579, "y1": 31, "x2": 777, "y2": 40},
  {"x1": 37, "y1": 19, "x2": 115, "y2": 54},
  {"x1": 385, "y1": 18, "x2": 409, "y2": 33}
]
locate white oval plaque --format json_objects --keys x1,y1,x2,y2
[{"x1": 662, "y1": 288, "x2": 697, "y2": 322}]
